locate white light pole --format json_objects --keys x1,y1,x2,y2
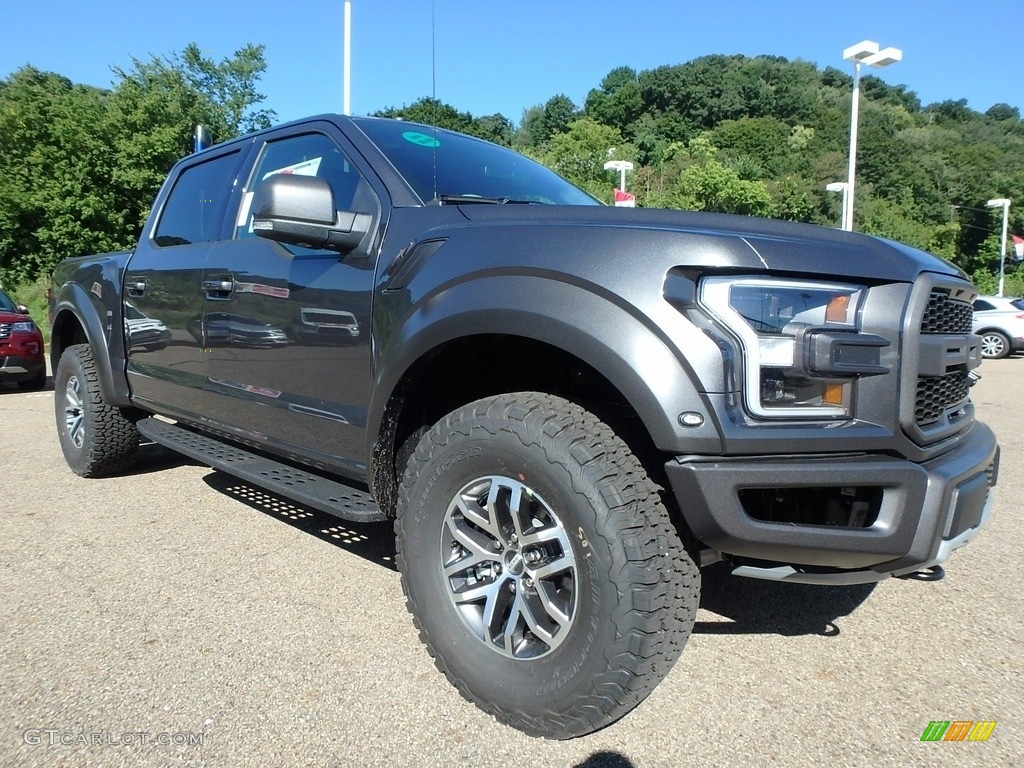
[
  {"x1": 987, "y1": 198, "x2": 1011, "y2": 297},
  {"x1": 603, "y1": 160, "x2": 634, "y2": 193},
  {"x1": 343, "y1": 1, "x2": 352, "y2": 115},
  {"x1": 842, "y1": 40, "x2": 902, "y2": 231},
  {"x1": 826, "y1": 181, "x2": 849, "y2": 229}
]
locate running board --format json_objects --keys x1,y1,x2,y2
[{"x1": 137, "y1": 417, "x2": 386, "y2": 523}]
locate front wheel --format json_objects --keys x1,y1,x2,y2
[
  {"x1": 54, "y1": 343, "x2": 139, "y2": 477},
  {"x1": 396, "y1": 393, "x2": 700, "y2": 738}
]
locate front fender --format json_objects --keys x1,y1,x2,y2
[
  {"x1": 51, "y1": 281, "x2": 131, "y2": 406},
  {"x1": 369, "y1": 273, "x2": 724, "y2": 457}
]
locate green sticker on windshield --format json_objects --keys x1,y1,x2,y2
[{"x1": 402, "y1": 131, "x2": 441, "y2": 148}]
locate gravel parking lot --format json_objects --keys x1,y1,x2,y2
[{"x1": 2, "y1": 360, "x2": 1022, "y2": 768}]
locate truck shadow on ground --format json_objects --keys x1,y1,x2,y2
[
  {"x1": 574, "y1": 752, "x2": 635, "y2": 768},
  {"x1": 694, "y1": 562, "x2": 876, "y2": 637},
  {"x1": 121, "y1": 439, "x2": 208, "y2": 476},
  {"x1": 193, "y1": 469, "x2": 873, "y2": 634},
  {"x1": 201, "y1": 471, "x2": 398, "y2": 571}
]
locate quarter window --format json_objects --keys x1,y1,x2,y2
[{"x1": 154, "y1": 150, "x2": 241, "y2": 247}]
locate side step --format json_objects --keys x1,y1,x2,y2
[{"x1": 137, "y1": 417, "x2": 386, "y2": 523}]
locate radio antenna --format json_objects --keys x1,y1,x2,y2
[{"x1": 431, "y1": 0, "x2": 438, "y2": 200}]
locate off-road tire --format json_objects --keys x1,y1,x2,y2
[
  {"x1": 55, "y1": 343, "x2": 139, "y2": 477},
  {"x1": 395, "y1": 392, "x2": 700, "y2": 739}
]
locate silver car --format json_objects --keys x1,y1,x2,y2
[{"x1": 973, "y1": 295, "x2": 1024, "y2": 358}]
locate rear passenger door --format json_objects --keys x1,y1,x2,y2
[
  {"x1": 200, "y1": 125, "x2": 383, "y2": 472},
  {"x1": 125, "y1": 146, "x2": 245, "y2": 420}
]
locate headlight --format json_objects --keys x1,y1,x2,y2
[
  {"x1": 11, "y1": 320, "x2": 36, "y2": 333},
  {"x1": 700, "y1": 277, "x2": 866, "y2": 419}
]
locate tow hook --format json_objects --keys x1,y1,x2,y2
[{"x1": 897, "y1": 565, "x2": 945, "y2": 582}]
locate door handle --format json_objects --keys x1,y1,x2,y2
[
  {"x1": 202, "y1": 276, "x2": 234, "y2": 298},
  {"x1": 127, "y1": 277, "x2": 147, "y2": 296}
]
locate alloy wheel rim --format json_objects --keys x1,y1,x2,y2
[
  {"x1": 982, "y1": 335, "x2": 1005, "y2": 357},
  {"x1": 64, "y1": 375, "x2": 85, "y2": 449},
  {"x1": 440, "y1": 475, "x2": 578, "y2": 659}
]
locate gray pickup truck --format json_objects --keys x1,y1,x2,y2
[{"x1": 50, "y1": 115, "x2": 999, "y2": 738}]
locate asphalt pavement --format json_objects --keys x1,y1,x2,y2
[{"x1": 1, "y1": 360, "x2": 1021, "y2": 767}]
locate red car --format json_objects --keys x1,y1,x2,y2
[{"x1": 0, "y1": 289, "x2": 46, "y2": 390}]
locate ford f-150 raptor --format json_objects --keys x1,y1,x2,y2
[{"x1": 49, "y1": 115, "x2": 999, "y2": 739}]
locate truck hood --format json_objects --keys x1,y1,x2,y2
[{"x1": 455, "y1": 206, "x2": 963, "y2": 283}]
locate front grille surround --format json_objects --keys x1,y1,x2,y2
[{"x1": 899, "y1": 277, "x2": 979, "y2": 447}]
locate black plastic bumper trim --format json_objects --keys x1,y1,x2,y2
[{"x1": 665, "y1": 421, "x2": 998, "y2": 572}]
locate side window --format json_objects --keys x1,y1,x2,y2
[
  {"x1": 235, "y1": 133, "x2": 374, "y2": 241},
  {"x1": 154, "y1": 150, "x2": 241, "y2": 247},
  {"x1": 973, "y1": 300, "x2": 995, "y2": 312}
]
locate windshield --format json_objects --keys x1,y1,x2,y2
[
  {"x1": 351, "y1": 117, "x2": 599, "y2": 206},
  {"x1": 0, "y1": 291, "x2": 17, "y2": 312}
]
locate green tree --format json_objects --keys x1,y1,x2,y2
[
  {"x1": 108, "y1": 43, "x2": 276, "y2": 233},
  {"x1": 671, "y1": 159, "x2": 774, "y2": 217},
  {"x1": 375, "y1": 97, "x2": 513, "y2": 146},
  {"x1": 0, "y1": 67, "x2": 125, "y2": 283},
  {"x1": 540, "y1": 118, "x2": 625, "y2": 199},
  {"x1": 375, "y1": 97, "x2": 476, "y2": 133},
  {"x1": 0, "y1": 44, "x2": 274, "y2": 284}
]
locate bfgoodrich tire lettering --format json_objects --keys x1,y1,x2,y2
[
  {"x1": 395, "y1": 392, "x2": 700, "y2": 739},
  {"x1": 54, "y1": 343, "x2": 139, "y2": 477}
]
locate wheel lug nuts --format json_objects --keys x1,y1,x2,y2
[
  {"x1": 508, "y1": 581, "x2": 516, "y2": 592},
  {"x1": 524, "y1": 577, "x2": 534, "y2": 588}
]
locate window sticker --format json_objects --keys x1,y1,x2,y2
[
  {"x1": 402, "y1": 131, "x2": 441, "y2": 148},
  {"x1": 261, "y1": 156, "x2": 322, "y2": 180}
]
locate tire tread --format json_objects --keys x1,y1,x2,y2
[{"x1": 395, "y1": 392, "x2": 699, "y2": 739}]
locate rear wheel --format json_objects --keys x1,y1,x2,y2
[
  {"x1": 54, "y1": 343, "x2": 139, "y2": 477},
  {"x1": 980, "y1": 330, "x2": 1010, "y2": 359},
  {"x1": 396, "y1": 392, "x2": 699, "y2": 738}
]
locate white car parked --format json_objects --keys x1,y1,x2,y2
[{"x1": 973, "y1": 295, "x2": 1024, "y2": 358}]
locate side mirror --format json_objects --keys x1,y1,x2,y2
[
  {"x1": 252, "y1": 174, "x2": 372, "y2": 254},
  {"x1": 17, "y1": 304, "x2": 29, "y2": 315}
]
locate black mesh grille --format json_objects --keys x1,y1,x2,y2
[
  {"x1": 915, "y1": 371, "x2": 971, "y2": 426},
  {"x1": 920, "y1": 291, "x2": 973, "y2": 334}
]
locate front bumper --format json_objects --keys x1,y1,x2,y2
[
  {"x1": 0, "y1": 354, "x2": 46, "y2": 382},
  {"x1": 665, "y1": 422, "x2": 999, "y2": 584}
]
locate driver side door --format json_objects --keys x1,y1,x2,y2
[{"x1": 200, "y1": 126, "x2": 383, "y2": 474}]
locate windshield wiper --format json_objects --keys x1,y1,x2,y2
[{"x1": 437, "y1": 194, "x2": 540, "y2": 206}]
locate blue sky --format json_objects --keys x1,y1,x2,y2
[{"x1": 2, "y1": 0, "x2": 1021, "y2": 125}]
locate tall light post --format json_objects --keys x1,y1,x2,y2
[
  {"x1": 842, "y1": 40, "x2": 902, "y2": 231},
  {"x1": 987, "y1": 198, "x2": 1011, "y2": 297},
  {"x1": 343, "y1": 1, "x2": 352, "y2": 115},
  {"x1": 826, "y1": 182, "x2": 849, "y2": 229}
]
